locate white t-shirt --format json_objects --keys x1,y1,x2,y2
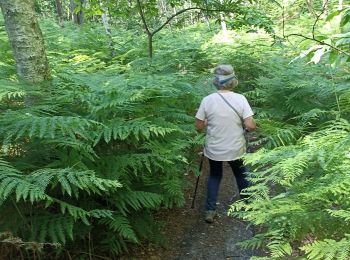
[{"x1": 195, "y1": 92, "x2": 254, "y2": 161}]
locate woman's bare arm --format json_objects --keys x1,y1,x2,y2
[
  {"x1": 195, "y1": 118, "x2": 205, "y2": 132},
  {"x1": 244, "y1": 116, "x2": 256, "y2": 131}
]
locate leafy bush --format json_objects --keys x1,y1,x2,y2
[
  {"x1": 229, "y1": 39, "x2": 350, "y2": 259},
  {"x1": 0, "y1": 18, "x2": 208, "y2": 257}
]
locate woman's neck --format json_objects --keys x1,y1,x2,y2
[{"x1": 217, "y1": 89, "x2": 231, "y2": 93}]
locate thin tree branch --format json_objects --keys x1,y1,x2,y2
[
  {"x1": 286, "y1": 33, "x2": 350, "y2": 57},
  {"x1": 136, "y1": 0, "x2": 151, "y2": 36},
  {"x1": 152, "y1": 7, "x2": 207, "y2": 35},
  {"x1": 284, "y1": 0, "x2": 350, "y2": 58},
  {"x1": 312, "y1": 0, "x2": 328, "y2": 39},
  {"x1": 143, "y1": 6, "x2": 232, "y2": 37},
  {"x1": 135, "y1": 2, "x2": 234, "y2": 58},
  {"x1": 11, "y1": 198, "x2": 31, "y2": 230},
  {"x1": 282, "y1": 5, "x2": 285, "y2": 38}
]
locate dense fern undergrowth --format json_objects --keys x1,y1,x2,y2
[
  {"x1": 1, "y1": 13, "x2": 350, "y2": 259},
  {"x1": 229, "y1": 31, "x2": 350, "y2": 260},
  {"x1": 0, "y1": 19, "x2": 211, "y2": 258}
]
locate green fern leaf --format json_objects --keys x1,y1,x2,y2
[{"x1": 100, "y1": 215, "x2": 138, "y2": 243}]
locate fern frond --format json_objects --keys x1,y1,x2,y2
[
  {"x1": 294, "y1": 109, "x2": 332, "y2": 126},
  {"x1": 0, "y1": 158, "x2": 21, "y2": 175},
  {"x1": 257, "y1": 119, "x2": 302, "y2": 148},
  {"x1": 0, "y1": 160, "x2": 49, "y2": 203},
  {"x1": 56, "y1": 199, "x2": 115, "y2": 225},
  {"x1": 46, "y1": 137, "x2": 97, "y2": 160},
  {"x1": 100, "y1": 235, "x2": 129, "y2": 255},
  {"x1": 326, "y1": 209, "x2": 350, "y2": 222},
  {"x1": 115, "y1": 190, "x2": 162, "y2": 214},
  {"x1": 0, "y1": 164, "x2": 121, "y2": 232},
  {"x1": 268, "y1": 240, "x2": 293, "y2": 258},
  {"x1": 0, "y1": 81, "x2": 27, "y2": 102},
  {"x1": 301, "y1": 235, "x2": 350, "y2": 260},
  {"x1": 112, "y1": 149, "x2": 186, "y2": 175},
  {"x1": 0, "y1": 111, "x2": 101, "y2": 141},
  {"x1": 100, "y1": 117, "x2": 179, "y2": 143},
  {"x1": 26, "y1": 168, "x2": 121, "y2": 197},
  {"x1": 31, "y1": 215, "x2": 75, "y2": 244},
  {"x1": 100, "y1": 215, "x2": 138, "y2": 243},
  {"x1": 160, "y1": 177, "x2": 185, "y2": 208}
]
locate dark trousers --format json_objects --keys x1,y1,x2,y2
[{"x1": 205, "y1": 158, "x2": 249, "y2": 211}]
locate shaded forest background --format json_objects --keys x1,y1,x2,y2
[{"x1": 0, "y1": 0, "x2": 349, "y2": 259}]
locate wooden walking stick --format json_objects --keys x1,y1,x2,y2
[{"x1": 191, "y1": 152, "x2": 204, "y2": 209}]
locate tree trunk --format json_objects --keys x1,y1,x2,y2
[
  {"x1": 338, "y1": 0, "x2": 343, "y2": 10},
  {"x1": 189, "y1": 1, "x2": 193, "y2": 25},
  {"x1": 55, "y1": 0, "x2": 64, "y2": 27},
  {"x1": 173, "y1": 7, "x2": 178, "y2": 24},
  {"x1": 100, "y1": 1, "x2": 115, "y2": 57},
  {"x1": 148, "y1": 34, "x2": 153, "y2": 59},
  {"x1": 77, "y1": 0, "x2": 84, "y2": 24},
  {"x1": 220, "y1": 13, "x2": 227, "y2": 32},
  {"x1": 0, "y1": 0, "x2": 50, "y2": 83},
  {"x1": 70, "y1": 0, "x2": 84, "y2": 24},
  {"x1": 219, "y1": 0, "x2": 227, "y2": 39},
  {"x1": 204, "y1": 0, "x2": 211, "y2": 30},
  {"x1": 70, "y1": 0, "x2": 78, "y2": 23}
]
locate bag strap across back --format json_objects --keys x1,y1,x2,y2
[
  {"x1": 217, "y1": 93, "x2": 251, "y2": 151},
  {"x1": 216, "y1": 93, "x2": 243, "y2": 124}
]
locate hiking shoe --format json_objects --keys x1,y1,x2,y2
[{"x1": 205, "y1": 210, "x2": 218, "y2": 223}]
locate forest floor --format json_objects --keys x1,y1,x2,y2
[{"x1": 124, "y1": 158, "x2": 260, "y2": 260}]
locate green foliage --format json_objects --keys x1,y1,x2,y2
[
  {"x1": 0, "y1": 159, "x2": 121, "y2": 246},
  {"x1": 230, "y1": 118, "x2": 350, "y2": 258},
  {"x1": 301, "y1": 235, "x2": 350, "y2": 260},
  {"x1": 0, "y1": 16, "x2": 211, "y2": 257},
  {"x1": 226, "y1": 5, "x2": 274, "y2": 34},
  {"x1": 2, "y1": 0, "x2": 349, "y2": 258},
  {"x1": 34, "y1": 0, "x2": 56, "y2": 17},
  {"x1": 228, "y1": 27, "x2": 350, "y2": 258},
  {"x1": 291, "y1": 7, "x2": 350, "y2": 66}
]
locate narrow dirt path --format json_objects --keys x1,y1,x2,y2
[
  {"x1": 125, "y1": 157, "x2": 260, "y2": 260},
  {"x1": 158, "y1": 159, "x2": 258, "y2": 260}
]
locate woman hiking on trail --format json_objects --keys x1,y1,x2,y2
[{"x1": 195, "y1": 64, "x2": 256, "y2": 223}]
